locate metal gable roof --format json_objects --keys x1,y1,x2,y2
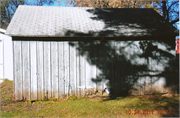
[{"x1": 6, "y1": 5, "x2": 177, "y2": 38}]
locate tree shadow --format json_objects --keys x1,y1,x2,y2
[
  {"x1": 59, "y1": 8, "x2": 178, "y2": 99},
  {"x1": 149, "y1": 95, "x2": 179, "y2": 117}
]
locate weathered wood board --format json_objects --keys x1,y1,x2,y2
[
  {"x1": 22, "y1": 41, "x2": 30, "y2": 100},
  {"x1": 14, "y1": 41, "x2": 22, "y2": 101},
  {"x1": 37, "y1": 41, "x2": 44, "y2": 100},
  {"x1": 13, "y1": 40, "x2": 176, "y2": 100}
]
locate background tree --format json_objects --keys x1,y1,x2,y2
[
  {"x1": 161, "y1": 0, "x2": 179, "y2": 27},
  {"x1": 0, "y1": 0, "x2": 27, "y2": 29},
  {"x1": 65, "y1": 0, "x2": 179, "y2": 29},
  {"x1": 0, "y1": 0, "x2": 54, "y2": 29},
  {"x1": 65, "y1": 0, "x2": 160, "y2": 10}
]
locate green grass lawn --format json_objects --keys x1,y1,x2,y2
[{"x1": 1, "y1": 79, "x2": 179, "y2": 117}]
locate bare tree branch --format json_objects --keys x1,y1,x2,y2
[
  {"x1": 170, "y1": 18, "x2": 179, "y2": 25},
  {"x1": 168, "y1": 1, "x2": 178, "y2": 11}
]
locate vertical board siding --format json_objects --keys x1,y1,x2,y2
[
  {"x1": 37, "y1": 42, "x2": 44, "y2": 100},
  {"x1": 97, "y1": 41, "x2": 104, "y2": 91},
  {"x1": 51, "y1": 42, "x2": 58, "y2": 98},
  {"x1": 64, "y1": 41, "x2": 70, "y2": 96},
  {"x1": 58, "y1": 42, "x2": 65, "y2": 98},
  {"x1": 44, "y1": 42, "x2": 51, "y2": 99},
  {"x1": 30, "y1": 41, "x2": 37, "y2": 100},
  {"x1": 110, "y1": 41, "x2": 115, "y2": 93},
  {"x1": 96, "y1": 41, "x2": 102, "y2": 91},
  {"x1": 76, "y1": 43, "x2": 80, "y2": 97},
  {"x1": 13, "y1": 41, "x2": 15, "y2": 100},
  {"x1": 14, "y1": 41, "x2": 22, "y2": 101},
  {"x1": 22, "y1": 41, "x2": 30, "y2": 100},
  {"x1": 86, "y1": 61, "x2": 95, "y2": 91},
  {"x1": 69, "y1": 42, "x2": 77, "y2": 96},
  {"x1": 79, "y1": 49, "x2": 85, "y2": 97},
  {"x1": 115, "y1": 41, "x2": 121, "y2": 93},
  {"x1": 85, "y1": 42, "x2": 96, "y2": 93},
  {"x1": 13, "y1": 40, "x2": 174, "y2": 100}
]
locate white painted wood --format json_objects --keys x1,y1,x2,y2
[
  {"x1": 86, "y1": 55, "x2": 96, "y2": 93},
  {"x1": 144, "y1": 76, "x2": 151, "y2": 94},
  {"x1": 90, "y1": 64, "x2": 97, "y2": 90},
  {"x1": 115, "y1": 41, "x2": 121, "y2": 92},
  {"x1": 96, "y1": 41, "x2": 105, "y2": 91},
  {"x1": 36, "y1": 41, "x2": 44, "y2": 100},
  {"x1": 12, "y1": 41, "x2": 15, "y2": 99},
  {"x1": 80, "y1": 54, "x2": 85, "y2": 97},
  {"x1": 96, "y1": 43, "x2": 101, "y2": 91},
  {"x1": 101, "y1": 43, "x2": 106, "y2": 91},
  {"x1": 0, "y1": 40, "x2": 3, "y2": 79},
  {"x1": 110, "y1": 41, "x2": 115, "y2": 92},
  {"x1": 101, "y1": 42, "x2": 105, "y2": 90},
  {"x1": 13, "y1": 40, "x2": 177, "y2": 100},
  {"x1": 76, "y1": 44, "x2": 80, "y2": 97},
  {"x1": 51, "y1": 42, "x2": 58, "y2": 98},
  {"x1": 64, "y1": 41, "x2": 69, "y2": 96},
  {"x1": 14, "y1": 41, "x2": 22, "y2": 101},
  {"x1": 89, "y1": 42, "x2": 97, "y2": 92},
  {"x1": 58, "y1": 42, "x2": 65, "y2": 98},
  {"x1": 120, "y1": 41, "x2": 130, "y2": 91},
  {"x1": 22, "y1": 41, "x2": 30, "y2": 100},
  {"x1": 0, "y1": 33, "x2": 4, "y2": 80},
  {"x1": 69, "y1": 42, "x2": 76, "y2": 96},
  {"x1": 30, "y1": 41, "x2": 37, "y2": 100},
  {"x1": 86, "y1": 61, "x2": 92, "y2": 90},
  {"x1": 150, "y1": 55, "x2": 164, "y2": 94},
  {"x1": 44, "y1": 42, "x2": 51, "y2": 99},
  {"x1": 1, "y1": 34, "x2": 13, "y2": 80},
  {"x1": 0, "y1": 28, "x2": 6, "y2": 34},
  {"x1": 101, "y1": 41, "x2": 113, "y2": 90},
  {"x1": 77, "y1": 41, "x2": 87, "y2": 96},
  {"x1": 130, "y1": 41, "x2": 138, "y2": 95},
  {"x1": 0, "y1": 36, "x2": 4, "y2": 80}
]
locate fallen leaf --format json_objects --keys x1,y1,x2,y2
[{"x1": 114, "y1": 111, "x2": 118, "y2": 114}]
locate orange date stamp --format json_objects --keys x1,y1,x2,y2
[{"x1": 126, "y1": 109, "x2": 171, "y2": 115}]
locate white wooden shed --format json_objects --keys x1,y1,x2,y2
[
  {"x1": 0, "y1": 28, "x2": 13, "y2": 81},
  {"x1": 6, "y1": 5, "x2": 178, "y2": 101}
]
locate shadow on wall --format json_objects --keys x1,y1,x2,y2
[
  {"x1": 68, "y1": 40, "x2": 178, "y2": 99},
  {"x1": 62, "y1": 8, "x2": 178, "y2": 99}
]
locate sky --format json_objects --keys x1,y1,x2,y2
[
  {"x1": 29, "y1": 0, "x2": 71, "y2": 7},
  {"x1": 43, "y1": 1, "x2": 67, "y2": 6}
]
